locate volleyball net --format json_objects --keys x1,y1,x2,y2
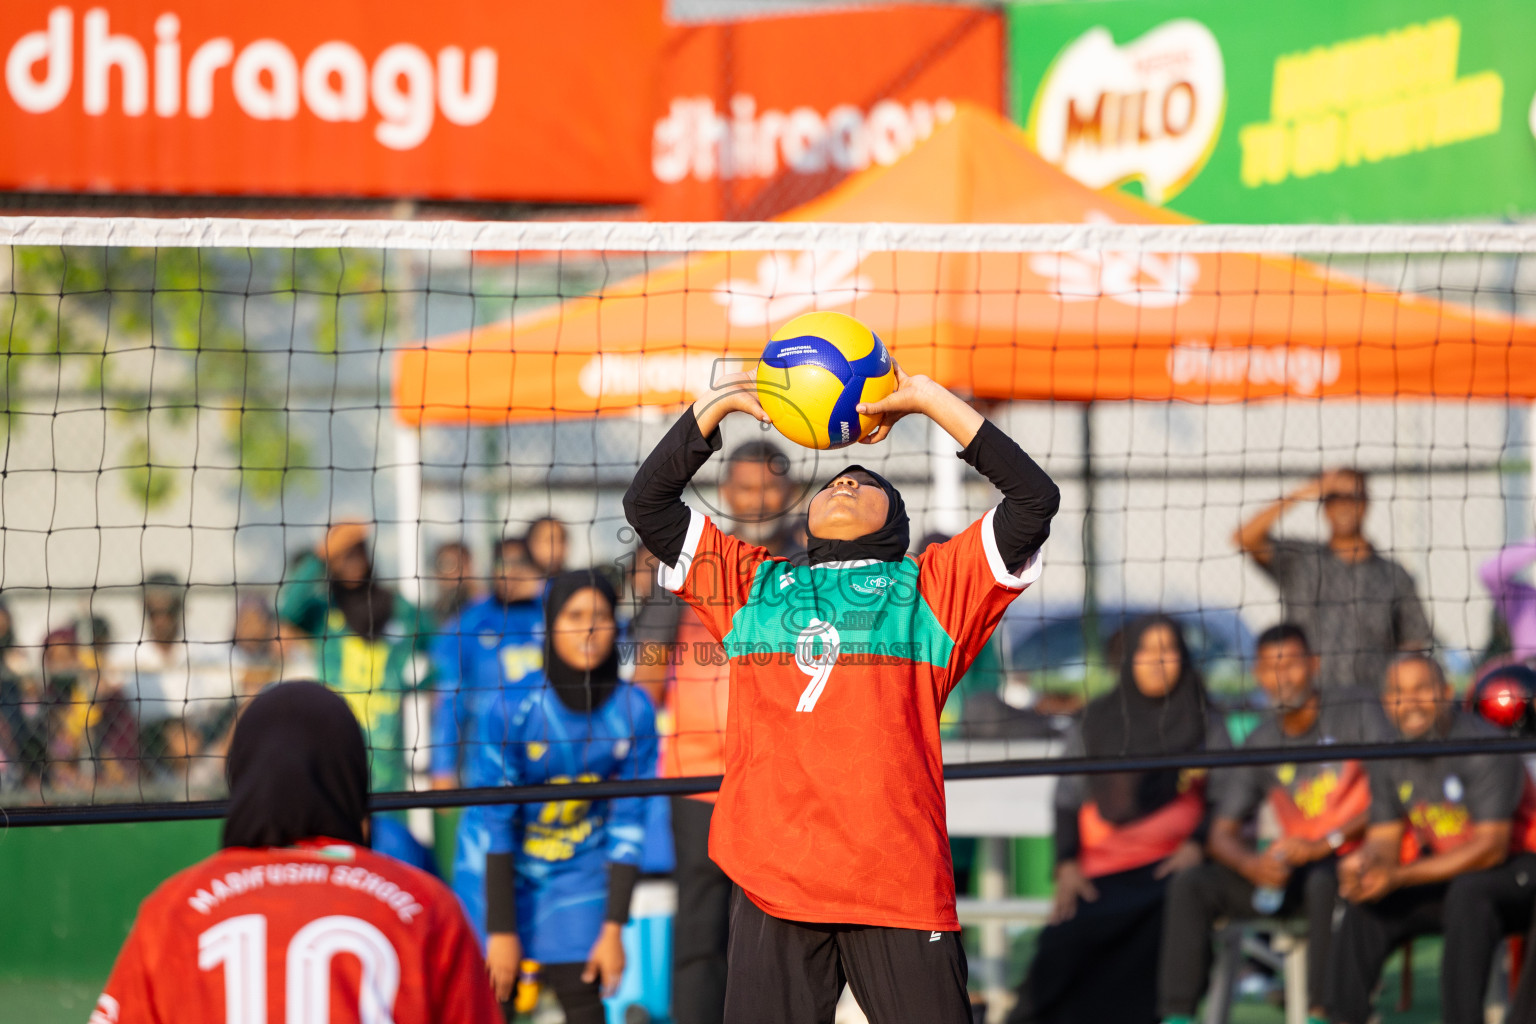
[{"x1": 4, "y1": 217, "x2": 1536, "y2": 826}]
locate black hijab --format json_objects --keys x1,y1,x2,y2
[
  {"x1": 1080, "y1": 614, "x2": 1209, "y2": 825},
  {"x1": 544, "y1": 570, "x2": 621, "y2": 713},
  {"x1": 806, "y1": 465, "x2": 910, "y2": 565},
  {"x1": 223, "y1": 681, "x2": 369, "y2": 849},
  {"x1": 330, "y1": 547, "x2": 396, "y2": 643}
]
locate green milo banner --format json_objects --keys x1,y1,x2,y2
[{"x1": 1006, "y1": 0, "x2": 1536, "y2": 222}]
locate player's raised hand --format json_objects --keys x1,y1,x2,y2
[
  {"x1": 1288, "y1": 470, "x2": 1358, "y2": 505},
  {"x1": 486, "y1": 932, "x2": 522, "y2": 1002},
  {"x1": 583, "y1": 921, "x2": 627, "y2": 996},
  {"x1": 856, "y1": 362, "x2": 985, "y2": 448},
  {"x1": 693, "y1": 370, "x2": 770, "y2": 436},
  {"x1": 855, "y1": 362, "x2": 925, "y2": 444}
]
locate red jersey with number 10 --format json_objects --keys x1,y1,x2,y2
[
  {"x1": 93, "y1": 839, "x2": 500, "y2": 1024},
  {"x1": 661, "y1": 507, "x2": 1042, "y2": 931}
]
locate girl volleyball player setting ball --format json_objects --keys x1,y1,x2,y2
[{"x1": 623, "y1": 315, "x2": 1059, "y2": 1023}]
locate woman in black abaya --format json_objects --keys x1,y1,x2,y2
[{"x1": 1012, "y1": 615, "x2": 1227, "y2": 1024}]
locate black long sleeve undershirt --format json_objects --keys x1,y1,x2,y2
[
  {"x1": 622, "y1": 407, "x2": 720, "y2": 568},
  {"x1": 485, "y1": 852, "x2": 516, "y2": 934},
  {"x1": 623, "y1": 409, "x2": 1061, "y2": 570},
  {"x1": 958, "y1": 419, "x2": 1061, "y2": 570},
  {"x1": 605, "y1": 863, "x2": 640, "y2": 924},
  {"x1": 485, "y1": 856, "x2": 640, "y2": 935}
]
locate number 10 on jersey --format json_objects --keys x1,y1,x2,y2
[{"x1": 197, "y1": 914, "x2": 400, "y2": 1024}]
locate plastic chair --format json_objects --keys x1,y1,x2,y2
[{"x1": 1203, "y1": 919, "x2": 1308, "y2": 1024}]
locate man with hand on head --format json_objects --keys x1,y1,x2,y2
[
  {"x1": 1157, "y1": 624, "x2": 1379, "y2": 1024},
  {"x1": 624, "y1": 365, "x2": 1058, "y2": 1024},
  {"x1": 92, "y1": 681, "x2": 499, "y2": 1024},
  {"x1": 1235, "y1": 469, "x2": 1433, "y2": 692},
  {"x1": 1326, "y1": 655, "x2": 1536, "y2": 1024}
]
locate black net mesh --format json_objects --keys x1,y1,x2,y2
[{"x1": 3, "y1": 230, "x2": 1536, "y2": 825}]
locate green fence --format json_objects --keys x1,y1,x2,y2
[{"x1": 0, "y1": 821, "x2": 221, "y2": 979}]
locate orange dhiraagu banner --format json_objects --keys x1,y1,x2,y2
[
  {"x1": 648, "y1": 5, "x2": 1003, "y2": 221},
  {"x1": 395, "y1": 107, "x2": 1536, "y2": 426},
  {"x1": 0, "y1": 0, "x2": 660, "y2": 201}
]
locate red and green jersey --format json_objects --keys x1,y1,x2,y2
[
  {"x1": 93, "y1": 840, "x2": 499, "y2": 1024},
  {"x1": 663, "y1": 507, "x2": 1042, "y2": 931}
]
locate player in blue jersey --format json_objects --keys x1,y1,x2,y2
[
  {"x1": 430, "y1": 536, "x2": 546, "y2": 786},
  {"x1": 480, "y1": 570, "x2": 657, "y2": 1024},
  {"x1": 434, "y1": 538, "x2": 548, "y2": 938}
]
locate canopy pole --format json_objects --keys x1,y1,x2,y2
[
  {"x1": 930, "y1": 418, "x2": 967, "y2": 537},
  {"x1": 393, "y1": 422, "x2": 433, "y2": 846},
  {"x1": 1081, "y1": 403, "x2": 1101, "y2": 673}
]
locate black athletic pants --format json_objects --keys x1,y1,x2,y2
[
  {"x1": 1157, "y1": 858, "x2": 1339, "y2": 1017},
  {"x1": 500, "y1": 962, "x2": 605, "y2": 1024},
  {"x1": 1508, "y1": 885, "x2": 1536, "y2": 1023},
  {"x1": 1009, "y1": 863, "x2": 1166, "y2": 1024},
  {"x1": 1326, "y1": 852, "x2": 1536, "y2": 1024},
  {"x1": 723, "y1": 887, "x2": 971, "y2": 1024},
  {"x1": 673, "y1": 796, "x2": 732, "y2": 1024}
]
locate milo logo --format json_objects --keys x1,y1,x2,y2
[{"x1": 1027, "y1": 19, "x2": 1225, "y2": 203}]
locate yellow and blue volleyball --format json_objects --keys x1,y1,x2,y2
[{"x1": 756, "y1": 312, "x2": 896, "y2": 450}]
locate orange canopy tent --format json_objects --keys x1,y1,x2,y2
[{"x1": 393, "y1": 105, "x2": 1536, "y2": 425}]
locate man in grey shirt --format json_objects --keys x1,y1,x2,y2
[{"x1": 1234, "y1": 468, "x2": 1432, "y2": 691}]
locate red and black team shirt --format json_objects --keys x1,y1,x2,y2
[
  {"x1": 1215, "y1": 694, "x2": 1386, "y2": 849},
  {"x1": 1368, "y1": 709, "x2": 1536, "y2": 859},
  {"x1": 93, "y1": 839, "x2": 500, "y2": 1024}
]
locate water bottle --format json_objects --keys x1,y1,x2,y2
[
  {"x1": 1251, "y1": 885, "x2": 1284, "y2": 915},
  {"x1": 514, "y1": 959, "x2": 542, "y2": 1014}
]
